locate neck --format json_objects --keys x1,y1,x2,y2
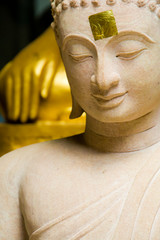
[{"x1": 84, "y1": 109, "x2": 160, "y2": 152}]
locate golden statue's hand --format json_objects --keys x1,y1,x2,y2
[{"x1": 0, "y1": 27, "x2": 62, "y2": 123}]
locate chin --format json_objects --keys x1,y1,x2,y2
[{"x1": 87, "y1": 106, "x2": 149, "y2": 123}]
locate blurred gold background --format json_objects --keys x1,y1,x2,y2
[{"x1": 0, "y1": 26, "x2": 85, "y2": 157}]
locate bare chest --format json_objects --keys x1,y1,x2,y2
[{"x1": 21, "y1": 146, "x2": 160, "y2": 239}]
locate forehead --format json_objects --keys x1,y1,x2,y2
[{"x1": 57, "y1": 3, "x2": 160, "y2": 44}]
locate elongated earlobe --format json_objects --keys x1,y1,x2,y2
[{"x1": 70, "y1": 93, "x2": 84, "y2": 119}]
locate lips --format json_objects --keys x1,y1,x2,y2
[
  {"x1": 91, "y1": 92, "x2": 127, "y2": 101},
  {"x1": 91, "y1": 92, "x2": 127, "y2": 109}
]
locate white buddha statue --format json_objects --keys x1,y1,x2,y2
[{"x1": 1, "y1": 0, "x2": 160, "y2": 239}]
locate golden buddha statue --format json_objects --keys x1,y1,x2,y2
[{"x1": 0, "y1": 27, "x2": 85, "y2": 156}]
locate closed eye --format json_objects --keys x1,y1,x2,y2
[
  {"x1": 116, "y1": 48, "x2": 147, "y2": 60},
  {"x1": 69, "y1": 54, "x2": 93, "y2": 62}
]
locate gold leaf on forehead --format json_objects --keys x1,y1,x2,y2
[{"x1": 89, "y1": 10, "x2": 118, "y2": 41}]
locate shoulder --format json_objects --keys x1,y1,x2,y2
[
  {"x1": 0, "y1": 139, "x2": 68, "y2": 194},
  {"x1": 14, "y1": 136, "x2": 89, "y2": 234},
  {"x1": 18, "y1": 135, "x2": 87, "y2": 185},
  {"x1": 12, "y1": 135, "x2": 88, "y2": 196},
  {"x1": 0, "y1": 136, "x2": 75, "y2": 168}
]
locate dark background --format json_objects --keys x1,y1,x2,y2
[{"x1": 0, "y1": 0, "x2": 51, "y2": 69}]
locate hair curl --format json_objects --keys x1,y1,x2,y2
[{"x1": 50, "y1": 0, "x2": 160, "y2": 36}]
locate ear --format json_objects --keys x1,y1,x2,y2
[{"x1": 70, "y1": 92, "x2": 84, "y2": 119}]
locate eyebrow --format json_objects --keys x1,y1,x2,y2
[
  {"x1": 108, "y1": 30, "x2": 156, "y2": 44},
  {"x1": 62, "y1": 31, "x2": 156, "y2": 51},
  {"x1": 62, "y1": 34, "x2": 96, "y2": 51}
]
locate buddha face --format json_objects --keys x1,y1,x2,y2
[{"x1": 57, "y1": 2, "x2": 160, "y2": 123}]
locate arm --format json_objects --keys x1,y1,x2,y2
[{"x1": 0, "y1": 154, "x2": 28, "y2": 239}]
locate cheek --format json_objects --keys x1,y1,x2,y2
[
  {"x1": 123, "y1": 61, "x2": 160, "y2": 111},
  {"x1": 122, "y1": 52, "x2": 160, "y2": 95},
  {"x1": 64, "y1": 59, "x2": 95, "y2": 91},
  {"x1": 64, "y1": 60, "x2": 96, "y2": 111}
]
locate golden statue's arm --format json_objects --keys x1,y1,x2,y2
[{"x1": 0, "y1": 27, "x2": 65, "y2": 123}]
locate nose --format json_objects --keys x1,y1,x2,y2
[{"x1": 91, "y1": 59, "x2": 120, "y2": 92}]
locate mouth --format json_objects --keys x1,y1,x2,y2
[{"x1": 91, "y1": 92, "x2": 127, "y2": 109}]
